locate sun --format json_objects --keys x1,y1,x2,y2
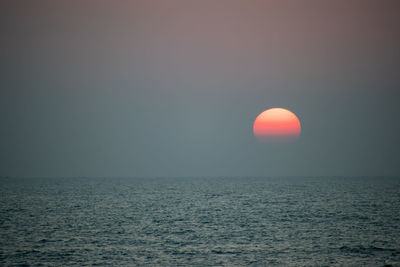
[{"x1": 253, "y1": 108, "x2": 301, "y2": 142}]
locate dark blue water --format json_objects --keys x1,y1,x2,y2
[{"x1": 1, "y1": 177, "x2": 399, "y2": 266}]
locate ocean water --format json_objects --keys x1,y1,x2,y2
[{"x1": 1, "y1": 177, "x2": 399, "y2": 266}]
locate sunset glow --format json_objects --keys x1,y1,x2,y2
[{"x1": 253, "y1": 108, "x2": 301, "y2": 142}]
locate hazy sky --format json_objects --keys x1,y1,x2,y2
[{"x1": 1, "y1": 0, "x2": 399, "y2": 177}]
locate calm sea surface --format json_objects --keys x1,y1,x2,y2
[{"x1": 1, "y1": 177, "x2": 399, "y2": 266}]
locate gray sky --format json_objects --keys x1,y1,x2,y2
[{"x1": 1, "y1": 0, "x2": 399, "y2": 177}]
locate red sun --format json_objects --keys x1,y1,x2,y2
[{"x1": 253, "y1": 108, "x2": 301, "y2": 142}]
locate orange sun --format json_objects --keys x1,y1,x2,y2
[{"x1": 253, "y1": 108, "x2": 301, "y2": 142}]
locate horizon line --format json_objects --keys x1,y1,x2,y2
[{"x1": 1, "y1": 175, "x2": 399, "y2": 179}]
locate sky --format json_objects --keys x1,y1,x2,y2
[{"x1": 1, "y1": 0, "x2": 399, "y2": 177}]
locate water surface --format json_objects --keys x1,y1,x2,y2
[{"x1": 1, "y1": 177, "x2": 399, "y2": 266}]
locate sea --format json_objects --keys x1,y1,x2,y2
[{"x1": 1, "y1": 176, "x2": 399, "y2": 266}]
